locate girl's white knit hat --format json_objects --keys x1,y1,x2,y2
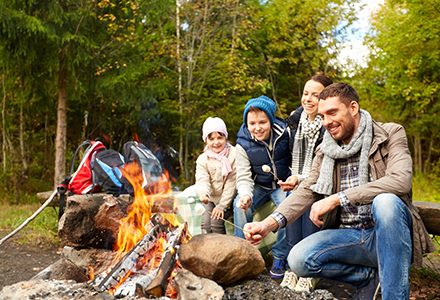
[{"x1": 202, "y1": 117, "x2": 228, "y2": 142}]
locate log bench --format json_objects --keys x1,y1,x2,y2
[
  {"x1": 413, "y1": 201, "x2": 440, "y2": 236},
  {"x1": 37, "y1": 192, "x2": 440, "y2": 236}
]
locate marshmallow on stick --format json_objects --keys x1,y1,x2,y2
[
  {"x1": 262, "y1": 164, "x2": 281, "y2": 181},
  {"x1": 194, "y1": 203, "x2": 247, "y2": 233}
]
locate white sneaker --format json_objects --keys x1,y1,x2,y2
[
  {"x1": 280, "y1": 270, "x2": 299, "y2": 289},
  {"x1": 293, "y1": 277, "x2": 320, "y2": 292}
]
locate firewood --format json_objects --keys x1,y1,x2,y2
[
  {"x1": 113, "y1": 271, "x2": 157, "y2": 297},
  {"x1": 91, "y1": 223, "x2": 163, "y2": 291},
  {"x1": 143, "y1": 222, "x2": 188, "y2": 297}
]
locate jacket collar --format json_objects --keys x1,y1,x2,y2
[{"x1": 369, "y1": 120, "x2": 389, "y2": 155}]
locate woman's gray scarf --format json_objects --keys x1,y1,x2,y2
[
  {"x1": 310, "y1": 109, "x2": 373, "y2": 196},
  {"x1": 291, "y1": 111, "x2": 322, "y2": 177}
]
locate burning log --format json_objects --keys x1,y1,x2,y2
[
  {"x1": 91, "y1": 223, "x2": 164, "y2": 292},
  {"x1": 113, "y1": 270, "x2": 157, "y2": 297},
  {"x1": 140, "y1": 222, "x2": 188, "y2": 298}
]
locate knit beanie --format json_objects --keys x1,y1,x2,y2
[
  {"x1": 243, "y1": 95, "x2": 276, "y2": 126},
  {"x1": 202, "y1": 117, "x2": 228, "y2": 142}
]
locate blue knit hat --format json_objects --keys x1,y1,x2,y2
[{"x1": 243, "y1": 95, "x2": 276, "y2": 126}]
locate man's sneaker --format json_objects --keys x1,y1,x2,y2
[
  {"x1": 280, "y1": 270, "x2": 299, "y2": 289},
  {"x1": 269, "y1": 257, "x2": 286, "y2": 279},
  {"x1": 293, "y1": 277, "x2": 320, "y2": 292},
  {"x1": 353, "y1": 274, "x2": 380, "y2": 300}
]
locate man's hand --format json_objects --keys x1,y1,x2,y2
[
  {"x1": 199, "y1": 193, "x2": 209, "y2": 204},
  {"x1": 244, "y1": 217, "x2": 279, "y2": 245},
  {"x1": 278, "y1": 175, "x2": 299, "y2": 192},
  {"x1": 237, "y1": 195, "x2": 252, "y2": 212},
  {"x1": 211, "y1": 207, "x2": 224, "y2": 220},
  {"x1": 310, "y1": 194, "x2": 340, "y2": 227}
]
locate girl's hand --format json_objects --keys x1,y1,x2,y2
[
  {"x1": 199, "y1": 194, "x2": 209, "y2": 204},
  {"x1": 277, "y1": 175, "x2": 299, "y2": 192},
  {"x1": 211, "y1": 207, "x2": 224, "y2": 220},
  {"x1": 238, "y1": 195, "x2": 252, "y2": 212}
]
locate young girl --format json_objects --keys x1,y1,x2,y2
[{"x1": 195, "y1": 117, "x2": 236, "y2": 234}]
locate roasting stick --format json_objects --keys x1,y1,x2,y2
[
  {"x1": 262, "y1": 164, "x2": 281, "y2": 181},
  {"x1": 195, "y1": 203, "x2": 248, "y2": 233},
  {"x1": 0, "y1": 190, "x2": 58, "y2": 246}
]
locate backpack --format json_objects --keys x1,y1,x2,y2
[
  {"x1": 67, "y1": 140, "x2": 106, "y2": 194},
  {"x1": 92, "y1": 149, "x2": 131, "y2": 196},
  {"x1": 57, "y1": 140, "x2": 106, "y2": 220},
  {"x1": 123, "y1": 141, "x2": 163, "y2": 194}
]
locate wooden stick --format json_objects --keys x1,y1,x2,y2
[
  {"x1": 268, "y1": 170, "x2": 280, "y2": 182},
  {"x1": 204, "y1": 210, "x2": 248, "y2": 233},
  {"x1": 0, "y1": 190, "x2": 58, "y2": 246}
]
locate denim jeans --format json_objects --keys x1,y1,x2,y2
[
  {"x1": 233, "y1": 185, "x2": 287, "y2": 259},
  {"x1": 287, "y1": 193, "x2": 412, "y2": 300},
  {"x1": 285, "y1": 205, "x2": 320, "y2": 265}
]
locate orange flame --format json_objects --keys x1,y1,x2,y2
[
  {"x1": 108, "y1": 270, "x2": 133, "y2": 294},
  {"x1": 88, "y1": 266, "x2": 95, "y2": 280},
  {"x1": 105, "y1": 162, "x2": 190, "y2": 298},
  {"x1": 115, "y1": 162, "x2": 177, "y2": 254}
]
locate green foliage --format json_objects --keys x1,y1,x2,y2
[
  {"x1": 0, "y1": 0, "x2": 358, "y2": 192},
  {"x1": 242, "y1": 0, "x2": 355, "y2": 115},
  {"x1": 353, "y1": 0, "x2": 440, "y2": 176}
]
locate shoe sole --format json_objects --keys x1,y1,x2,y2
[{"x1": 269, "y1": 272, "x2": 285, "y2": 279}]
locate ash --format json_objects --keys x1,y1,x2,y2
[{"x1": 222, "y1": 274, "x2": 337, "y2": 300}]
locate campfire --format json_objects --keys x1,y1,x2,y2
[{"x1": 89, "y1": 163, "x2": 191, "y2": 298}]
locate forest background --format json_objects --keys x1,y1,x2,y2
[{"x1": 1, "y1": 0, "x2": 440, "y2": 204}]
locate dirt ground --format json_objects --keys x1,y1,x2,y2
[
  {"x1": 0, "y1": 228, "x2": 439, "y2": 299},
  {"x1": 0, "y1": 230, "x2": 61, "y2": 291}
]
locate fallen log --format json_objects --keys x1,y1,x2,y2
[{"x1": 414, "y1": 201, "x2": 440, "y2": 236}]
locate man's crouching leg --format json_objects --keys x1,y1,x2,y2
[
  {"x1": 373, "y1": 193, "x2": 412, "y2": 299},
  {"x1": 287, "y1": 228, "x2": 377, "y2": 288}
]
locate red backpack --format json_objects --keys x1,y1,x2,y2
[{"x1": 67, "y1": 140, "x2": 106, "y2": 194}]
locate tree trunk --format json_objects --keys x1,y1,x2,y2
[
  {"x1": 1, "y1": 73, "x2": 6, "y2": 172},
  {"x1": 230, "y1": 0, "x2": 238, "y2": 54},
  {"x1": 176, "y1": 0, "x2": 184, "y2": 179},
  {"x1": 423, "y1": 137, "x2": 433, "y2": 174},
  {"x1": 54, "y1": 62, "x2": 68, "y2": 188},
  {"x1": 19, "y1": 100, "x2": 27, "y2": 170},
  {"x1": 413, "y1": 134, "x2": 422, "y2": 174},
  {"x1": 16, "y1": 100, "x2": 29, "y2": 202}
]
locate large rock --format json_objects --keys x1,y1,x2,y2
[
  {"x1": 178, "y1": 234, "x2": 265, "y2": 285},
  {"x1": 31, "y1": 258, "x2": 89, "y2": 283},
  {"x1": 58, "y1": 194, "x2": 129, "y2": 248},
  {"x1": 62, "y1": 246, "x2": 119, "y2": 276},
  {"x1": 174, "y1": 269, "x2": 224, "y2": 300}
]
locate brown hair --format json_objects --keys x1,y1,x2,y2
[
  {"x1": 207, "y1": 131, "x2": 226, "y2": 140},
  {"x1": 318, "y1": 82, "x2": 359, "y2": 106},
  {"x1": 309, "y1": 74, "x2": 333, "y2": 88}
]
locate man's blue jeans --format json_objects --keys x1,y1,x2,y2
[
  {"x1": 233, "y1": 185, "x2": 287, "y2": 259},
  {"x1": 285, "y1": 205, "x2": 320, "y2": 264},
  {"x1": 287, "y1": 194, "x2": 412, "y2": 300}
]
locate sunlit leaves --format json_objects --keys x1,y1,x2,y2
[{"x1": 356, "y1": 0, "x2": 440, "y2": 173}]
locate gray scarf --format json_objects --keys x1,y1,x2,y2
[
  {"x1": 311, "y1": 109, "x2": 373, "y2": 196},
  {"x1": 291, "y1": 112, "x2": 322, "y2": 177}
]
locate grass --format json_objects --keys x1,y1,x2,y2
[
  {"x1": 0, "y1": 197, "x2": 62, "y2": 249},
  {"x1": 412, "y1": 173, "x2": 440, "y2": 203}
]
